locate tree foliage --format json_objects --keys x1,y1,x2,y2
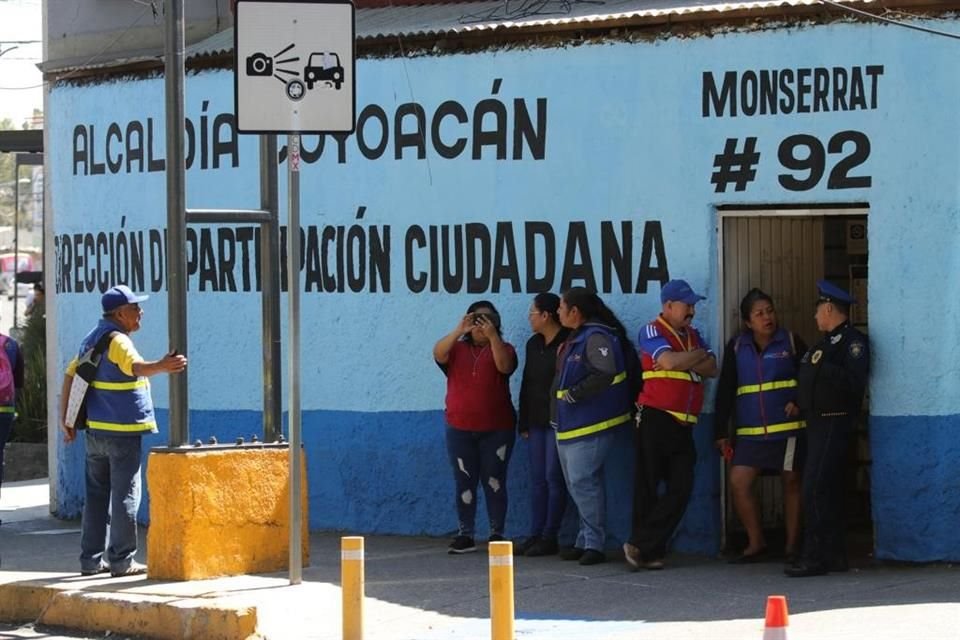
[
  {"x1": 13, "y1": 308, "x2": 46, "y2": 443},
  {"x1": 0, "y1": 117, "x2": 17, "y2": 226}
]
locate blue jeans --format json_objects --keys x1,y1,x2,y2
[
  {"x1": 556, "y1": 430, "x2": 616, "y2": 552},
  {"x1": 527, "y1": 424, "x2": 567, "y2": 539},
  {"x1": 80, "y1": 432, "x2": 143, "y2": 573},
  {"x1": 445, "y1": 427, "x2": 515, "y2": 538}
]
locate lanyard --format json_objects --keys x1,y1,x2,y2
[{"x1": 656, "y1": 316, "x2": 694, "y2": 352}]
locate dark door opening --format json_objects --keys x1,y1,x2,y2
[{"x1": 718, "y1": 207, "x2": 871, "y2": 560}]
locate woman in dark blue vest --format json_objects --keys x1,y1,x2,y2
[
  {"x1": 552, "y1": 288, "x2": 638, "y2": 566},
  {"x1": 714, "y1": 289, "x2": 807, "y2": 564}
]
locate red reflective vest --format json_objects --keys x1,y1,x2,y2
[{"x1": 637, "y1": 316, "x2": 706, "y2": 425}]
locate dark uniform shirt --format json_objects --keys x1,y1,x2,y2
[
  {"x1": 517, "y1": 328, "x2": 570, "y2": 433},
  {"x1": 797, "y1": 322, "x2": 870, "y2": 418}
]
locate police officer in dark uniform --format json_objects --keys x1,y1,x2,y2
[{"x1": 785, "y1": 280, "x2": 869, "y2": 577}]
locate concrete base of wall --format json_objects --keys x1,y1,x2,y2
[
  {"x1": 4, "y1": 442, "x2": 48, "y2": 482},
  {"x1": 146, "y1": 446, "x2": 309, "y2": 580},
  {"x1": 0, "y1": 573, "x2": 259, "y2": 640}
]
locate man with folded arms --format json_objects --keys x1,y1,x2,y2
[{"x1": 624, "y1": 279, "x2": 717, "y2": 571}]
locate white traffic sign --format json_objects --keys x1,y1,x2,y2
[{"x1": 235, "y1": 0, "x2": 355, "y2": 134}]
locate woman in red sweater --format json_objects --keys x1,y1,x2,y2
[{"x1": 434, "y1": 300, "x2": 518, "y2": 554}]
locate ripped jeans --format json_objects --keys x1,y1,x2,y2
[{"x1": 445, "y1": 426, "x2": 515, "y2": 538}]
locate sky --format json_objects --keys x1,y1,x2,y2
[{"x1": 0, "y1": 0, "x2": 42, "y2": 128}]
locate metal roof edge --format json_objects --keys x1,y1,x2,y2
[
  {"x1": 43, "y1": 0, "x2": 960, "y2": 79},
  {"x1": 0, "y1": 130, "x2": 44, "y2": 154}
]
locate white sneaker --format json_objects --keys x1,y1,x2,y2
[{"x1": 111, "y1": 561, "x2": 147, "y2": 577}]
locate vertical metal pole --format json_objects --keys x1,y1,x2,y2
[
  {"x1": 260, "y1": 135, "x2": 281, "y2": 442},
  {"x1": 164, "y1": 0, "x2": 189, "y2": 446},
  {"x1": 12, "y1": 163, "x2": 18, "y2": 330},
  {"x1": 287, "y1": 134, "x2": 302, "y2": 584}
]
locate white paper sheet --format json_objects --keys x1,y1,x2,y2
[{"x1": 64, "y1": 376, "x2": 90, "y2": 428}]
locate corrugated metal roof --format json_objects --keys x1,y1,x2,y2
[
  {"x1": 46, "y1": 0, "x2": 887, "y2": 74},
  {"x1": 41, "y1": 49, "x2": 162, "y2": 76},
  {"x1": 185, "y1": 0, "x2": 881, "y2": 59}
]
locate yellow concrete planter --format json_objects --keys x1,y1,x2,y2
[{"x1": 147, "y1": 446, "x2": 309, "y2": 580}]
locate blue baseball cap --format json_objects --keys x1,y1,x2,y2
[
  {"x1": 661, "y1": 279, "x2": 706, "y2": 305},
  {"x1": 102, "y1": 285, "x2": 149, "y2": 313},
  {"x1": 816, "y1": 279, "x2": 855, "y2": 305}
]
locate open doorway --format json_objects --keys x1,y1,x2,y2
[{"x1": 717, "y1": 205, "x2": 871, "y2": 559}]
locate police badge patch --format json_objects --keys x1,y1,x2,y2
[
  {"x1": 849, "y1": 341, "x2": 865, "y2": 359},
  {"x1": 830, "y1": 334, "x2": 843, "y2": 345},
  {"x1": 811, "y1": 349, "x2": 823, "y2": 364}
]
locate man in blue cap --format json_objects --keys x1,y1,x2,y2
[
  {"x1": 786, "y1": 280, "x2": 869, "y2": 577},
  {"x1": 59, "y1": 285, "x2": 187, "y2": 577},
  {"x1": 624, "y1": 279, "x2": 718, "y2": 571}
]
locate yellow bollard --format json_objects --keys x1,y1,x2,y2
[
  {"x1": 341, "y1": 536, "x2": 365, "y2": 640},
  {"x1": 488, "y1": 540, "x2": 515, "y2": 640}
]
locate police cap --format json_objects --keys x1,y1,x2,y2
[{"x1": 816, "y1": 279, "x2": 855, "y2": 305}]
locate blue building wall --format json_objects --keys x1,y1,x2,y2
[{"x1": 49, "y1": 19, "x2": 960, "y2": 560}]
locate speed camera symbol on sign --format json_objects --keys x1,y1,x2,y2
[{"x1": 245, "y1": 43, "x2": 344, "y2": 102}]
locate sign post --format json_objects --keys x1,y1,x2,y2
[{"x1": 235, "y1": 0, "x2": 356, "y2": 586}]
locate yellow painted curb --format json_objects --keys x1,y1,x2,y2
[
  {"x1": 0, "y1": 581, "x2": 260, "y2": 640},
  {"x1": 0, "y1": 584, "x2": 53, "y2": 621}
]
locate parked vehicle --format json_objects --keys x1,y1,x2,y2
[{"x1": 0, "y1": 253, "x2": 35, "y2": 298}]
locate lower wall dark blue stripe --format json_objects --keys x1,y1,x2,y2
[
  {"x1": 870, "y1": 415, "x2": 960, "y2": 562},
  {"x1": 54, "y1": 407, "x2": 766, "y2": 557}
]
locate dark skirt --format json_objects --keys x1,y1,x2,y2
[{"x1": 731, "y1": 434, "x2": 805, "y2": 472}]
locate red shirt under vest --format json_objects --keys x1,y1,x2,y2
[{"x1": 637, "y1": 316, "x2": 708, "y2": 424}]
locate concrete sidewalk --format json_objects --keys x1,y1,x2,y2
[{"x1": 2, "y1": 479, "x2": 959, "y2": 639}]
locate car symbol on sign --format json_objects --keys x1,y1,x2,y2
[{"x1": 304, "y1": 52, "x2": 344, "y2": 90}]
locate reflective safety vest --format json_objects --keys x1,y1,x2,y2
[
  {"x1": 734, "y1": 328, "x2": 804, "y2": 439},
  {"x1": 555, "y1": 324, "x2": 632, "y2": 443},
  {"x1": 79, "y1": 319, "x2": 157, "y2": 436},
  {"x1": 637, "y1": 316, "x2": 706, "y2": 425}
]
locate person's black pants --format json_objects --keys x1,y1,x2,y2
[
  {"x1": 800, "y1": 415, "x2": 852, "y2": 567},
  {"x1": 628, "y1": 407, "x2": 696, "y2": 560}
]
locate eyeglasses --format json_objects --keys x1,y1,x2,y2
[{"x1": 528, "y1": 310, "x2": 543, "y2": 316}]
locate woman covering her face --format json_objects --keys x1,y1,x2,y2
[{"x1": 433, "y1": 300, "x2": 518, "y2": 555}]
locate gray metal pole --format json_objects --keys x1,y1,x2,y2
[
  {"x1": 11, "y1": 165, "x2": 18, "y2": 329},
  {"x1": 287, "y1": 134, "x2": 302, "y2": 584},
  {"x1": 260, "y1": 135, "x2": 281, "y2": 442},
  {"x1": 164, "y1": 0, "x2": 189, "y2": 446}
]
